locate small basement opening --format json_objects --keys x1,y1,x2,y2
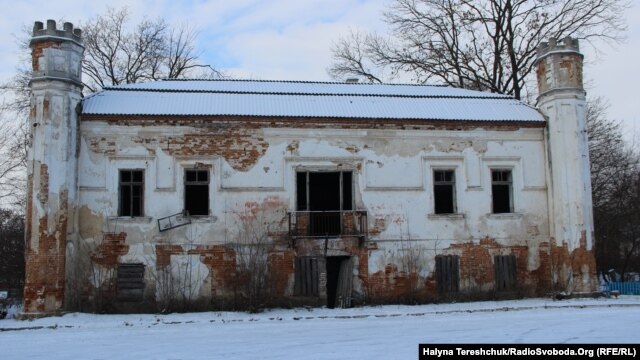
[{"x1": 326, "y1": 256, "x2": 352, "y2": 308}]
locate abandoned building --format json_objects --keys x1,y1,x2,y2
[{"x1": 23, "y1": 20, "x2": 597, "y2": 315}]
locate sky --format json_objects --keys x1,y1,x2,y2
[{"x1": 0, "y1": 0, "x2": 638, "y2": 137}]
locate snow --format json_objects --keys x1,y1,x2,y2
[
  {"x1": 82, "y1": 79, "x2": 544, "y2": 122},
  {"x1": 1, "y1": 297, "x2": 639, "y2": 359}
]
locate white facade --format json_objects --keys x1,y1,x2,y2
[{"x1": 24, "y1": 21, "x2": 596, "y2": 315}]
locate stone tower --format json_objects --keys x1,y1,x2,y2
[
  {"x1": 536, "y1": 37, "x2": 596, "y2": 292},
  {"x1": 23, "y1": 20, "x2": 83, "y2": 315}
]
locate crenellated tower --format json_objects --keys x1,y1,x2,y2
[
  {"x1": 536, "y1": 37, "x2": 596, "y2": 292},
  {"x1": 23, "y1": 20, "x2": 83, "y2": 315}
]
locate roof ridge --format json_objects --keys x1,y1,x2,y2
[
  {"x1": 155, "y1": 78, "x2": 451, "y2": 87},
  {"x1": 99, "y1": 87, "x2": 513, "y2": 100}
]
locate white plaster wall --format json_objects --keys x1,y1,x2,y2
[{"x1": 78, "y1": 122, "x2": 550, "y2": 276}]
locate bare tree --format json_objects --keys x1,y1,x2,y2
[
  {"x1": 329, "y1": 0, "x2": 629, "y2": 100},
  {"x1": 81, "y1": 7, "x2": 224, "y2": 92},
  {"x1": 0, "y1": 209, "x2": 25, "y2": 296},
  {"x1": 0, "y1": 106, "x2": 27, "y2": 207},
  {"x1": 0, "y1": 8, "x2": 223, "y2": 205},
  {"x1": 587, "y1": 97, "x2": 640, "y2": 278}
]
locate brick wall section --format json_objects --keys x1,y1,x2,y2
[
  {"x1": 113, "y1": 123, "x2": 268, "y2": 171},
  {"x1": 37, "y1": 164, "x2": 48, "y2": 204},
  {"x1": 23, "y1": 189, "x2": 69, "y2": 313},
  {"x1": 91, "y1": 232, "x2": 129, "y2": 268},
  {"x1": 83, "y1": 117, "x2": 543, "y2": 172},
  {"x1": 155, "y1": 244, "x2": 185, "y2": 269},
  {"x1": 268, "y1": 250, "x2": 295, "y2": 296},
  {"x1": 549, "y1": 233, "x2": 597, "y2": 291},
  {"x1": 366, "y1": 237, "x2": 555, "y2": 302},
  {"x1": 25, "y1": 175, "x2": 33, "y2": 249},
  {"x1": 31, "y1": 40, "x2": 61, "y2": 71},
  {"x1": 195, "y1": 245, "x2": 238, "y2": 296}
]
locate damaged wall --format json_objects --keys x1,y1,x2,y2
[
  {"x1": 25, "y1": 21, "x2": 596, "y2": 313},
  {"x1": 24, "y1": 20, "x2": 83, "y2": 315},
  {"x1": 73, "y1": 116, "x2": 562, "y2": 308}
]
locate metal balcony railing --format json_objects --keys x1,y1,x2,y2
[{"x1": 288, "y1": 210, "x2": 368, "y2": 241}]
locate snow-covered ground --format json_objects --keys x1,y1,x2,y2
[{"x1": 2, "y1": 297, "x2": 639, "y2": 359}]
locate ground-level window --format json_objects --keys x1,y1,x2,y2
[
  {"x1": 494, "y1": 255, "x2": 517, "y2": 291},
  {"x1": 294, "y1": 257, "x2": 319, "y2": 296},
  {"x1": 184, "y1": 169, "x2": 209, "y2": 216},
  {"x1": 435, "y1": 255, "x2": 460, "y2": 294},
  {"x1": 119, "y1": 170, "x2": 144, "y2": 217},
  {"x1": 117, "y1": 263, "x2": 145, "y2": 302},
  {"x1": 433, "y1": 170, "x2": 456, "y2": 214},
  {"x1": 491, "y1": 169, "x2": 513, "y2": 213}
]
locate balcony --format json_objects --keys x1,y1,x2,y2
[{"x1": 288, "y1": 210, "x2": 368, "y2": 242}]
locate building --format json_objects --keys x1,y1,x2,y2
[{"x1": 23, "y1": 20, "x2": 596, "y2": 315}]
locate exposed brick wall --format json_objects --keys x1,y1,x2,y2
[
  {"x1": 23, "y1": 189, "x2": 69, "y2": 313},
  {"x1": 548, "y1": 233, "x2": 597, "y2": 291},
  {"x1": 82, "y1": 115, "x2": 546, "y2": 130},
  {"x1": 91, "y1": 232, "x2": 129, "y2": 268},
  {"x1": 194, "y1": 245, "x2": 237, "y2": 296},
  {"x1": 83, "y1": 116, "x2": 543, "y2": 173},
  {"x1": 88, "y1": 123, "x2": 269, "y2": 171},
  {"x1": 268, "y1": 250, "x2": 295, "y2": 296},
  {"x1": 365, "y1": 237, "x2": 556, "y2": 302},
  {"x1": 31, "y1": 40, "x2": 61, "y2": 71}
]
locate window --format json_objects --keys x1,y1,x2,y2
[
  {"x1": 433, "y1": 170, "x2": 456, "y2": 214},
  {"x1": 491, "y1": 169, "x2": 513, "y2": 213},
  {"x1": 117, "y1": 263, "x2": 145, "y2": 302},
  {"x1": 119, "y1": 170, "x2": 144, "y2": 217},
  {"x1": 296, "y1": 171, "x2": 353, "y2": 211},
  {"x1": 184, "y1": 169, "x2": 209, "y2": 216},
  {"x1": 296, "y1": 171, "x2": 353, "y2": 236}
]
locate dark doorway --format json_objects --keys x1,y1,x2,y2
[
  {"x1": 326, "y1": 256, "x2": 352, "y2": 308},
  {"x1": 296, "y1": 171, "x2": 353, "y2": 236}
]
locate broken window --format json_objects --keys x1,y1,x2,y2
[
  {"x1": 494, "y1": 255, "x2": 517, "y2": 291},
  {"x1": 296, "y1": 171, "x2": 353, "y2": 236},
  {"x1": 184, "y1": 169, "x2": 209, "y2": 216},
  {"x1": 435, "y1": 255, "x2": 460, "y2": 294},
  {"x1": 294, "y1": 257, "x2": 319, "y2": 296},
  {"x1": 433, "y1": 170, "x2": 456, "y2": 214},
  {"x1": 117, "y1": 263, "x2": 145, "y2": 302},
  {"x1": 119, "y1": 170, "x2": 144, "y2": 217},
  {"x1": 491, "y1": 169, "x2": 513, "y2": 213}
]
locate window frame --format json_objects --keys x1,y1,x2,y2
[
  {"x1": 184, "y1": 168, "x2": 210, "y2": 216},
  {"x1": 433, "y1": 169, "x2": 457, "y2": 214},
  {"x1": 118, "y1": 169, "x2": 144, "y2": 217},
  {"x1": 491, "y1": 169, "x2": 513, "y2": 214}
]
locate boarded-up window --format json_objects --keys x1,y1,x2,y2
[
  {"x1": 117, "y1": 263, "x2": 145, "y2": 302},
  {"x1": 294, "y1": 257, "x2": 319, "y2": 296},
  {"x1": 435, "y1": 255, "x2": 460, "y2": 294},
  {"x1": 494, "y1": 255, "x2": 517, "y2": 291}
]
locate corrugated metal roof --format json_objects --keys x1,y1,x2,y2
[{"x1": 81, "y1": 79, "x2": 544, "y2": 122}]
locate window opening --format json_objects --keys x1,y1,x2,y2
[
  {"x1": 433, "y1": 170, "x2": 456, "y2": 214},
  {"x1": 491, "y1": 169, "x2": 513, "y2": 213},
  {"x1": 185, "y1": 169, "x2": 209, "y2": 216},
  {"x1": 119, "y1": 170, "x2": 144, "y2": 217}
]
